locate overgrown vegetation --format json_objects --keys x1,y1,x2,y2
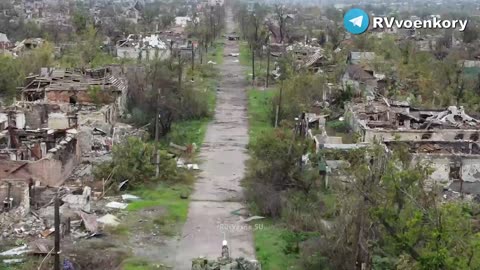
[
  {"x1": 245, "y1": 129, "x2": 480, "y2": 269},
  {"x1": 248, "y1": 88, "x2": 274, "y2": 144}
]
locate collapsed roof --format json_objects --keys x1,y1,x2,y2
[{"x1": 351, "y1": 99, "x2": 480, "y2": 130}]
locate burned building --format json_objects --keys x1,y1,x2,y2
[
  {"x1": 116, "y1": 34, "x2": 171, "y2": 61},
  {"x1": 0, "y1": 124, "x2": 80, "y2": 187},
  {"x1": 0, "y1": 66, "x2": 128, "y2": 189},
  {"x1": 346, "y1": 99, "x2": 480, "y2": 194},
  {"x1": 346, "y1": 100, "x2": 480, "y2": 142},
  {"x1": 21, "y1": 67, "x2": 127, "y2": 108}
]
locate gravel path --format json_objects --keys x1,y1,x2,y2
[{"x1": 174, "y1": 7, "x2": 255, "y2": 270}]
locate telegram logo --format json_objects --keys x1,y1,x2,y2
[{"x1": 344, "y1": 8, "x2": 370, "y2": 35}]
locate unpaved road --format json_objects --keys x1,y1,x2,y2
[{"x1": 174, "y1": 8, "x2": 255, "y2": 270}]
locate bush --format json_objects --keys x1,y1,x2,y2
[
  {"x1": 326, "y1": 120, "x2": 349, "y2": 133},
  {"x1": 93, "y1": 137, "x2": 182, "y2": 188},
  {"x1": 245, "y1": 129, "x2": 320, "y2": 217}
]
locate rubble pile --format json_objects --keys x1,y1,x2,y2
[
  {"x1": 191, "y1": 241, "x2": 261, "y2": 270},
  {"x1": 192, "y1": 257, "x2": 261, "y2": 270},
  {"x1": 0, "y1": 211, "x2": 45, "y2": 240}
]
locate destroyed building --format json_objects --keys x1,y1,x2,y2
[
  {"x1": 0, "y1": 33, "x2": 12, "y2": 50},
  {"x1": 21, "y1": 67, "x2": 127, "y2": 108},
  {"x1": 116, "y1": 34, "x2": 170, "y2": 61},
  {"x1": 11, "y1": 38, "x2": 44, "y2": 57},
  {"x1": 346, "y1": 99, "x2": 480, "y2": 194},
  {"x1": 0, "y1": 109, "x2": 80, "y2": 188},
  {"x1": 0, "y1": 66, "x2": 128, "y2": 192},
  {"x1": 343, "y1": 51, "x2": 386, "y2": 97}
]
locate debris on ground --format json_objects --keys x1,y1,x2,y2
[
  {"x1": 3, "y1": 258, "x2": 24, "y2": 264},
  {"x1": 121, "y1": 194, "x2": 141, "y2": 202},
  {"x1": 177, "y1": 158, "x2": 200, "y2": 170},
  {"x1": 105, "y1": 202, "x2": 128, "y2": 210},
  {"x1": 191, "y1": 240, "x2": 260, "y2": 270},
  {"x1": 97, "y1": 214, "x2": 120, "y2": 227},
  {"x1": 0, "y1": 245, "x2": 31, "y2": 257},
  {"x1": 78, "y1": 211, "x2": 98, "y2": 233}
]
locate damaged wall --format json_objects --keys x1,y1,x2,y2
[
  {"x1": 46, "y1": 90, "x2": 118, "y2": 105},
  {"x1": 364, "y1": 129, "x2": 480, "y2": 143},
  {"x1": 0, "y1": 138, "x2": 80, "y2": 187},
  {"x1": 461, "y1": 158, "x2": 480, "y2": 183},
  {"x1": 48, "y1": 112, "x2": 69, "y2": 129},
  {"x1": 15, "y1": 103, "x2": 72, "y2": 130},
  {"x1": 46, "y1": 90, "x2": 94, "y2": 104},
  {"x1": 0, "y1": 180, "x2": 30, "y2": 215},
  {"x1": 22, "y1": 104, "x2": 48, "y2": 129},
  {"x1": 412, "y1": 154, "x2": 480, "y2": 193}
]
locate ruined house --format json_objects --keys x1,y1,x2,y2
[
  {"x1": 124, "y1": 0, "x2": 142, "y2": 24},
  {"x1": 0, "y1": 33, "x2": 12, "y2": 50},
  {"x1": 342, "y1": 65, "x2": 386, "y2": 97},
  {"x1": 0, "y1": 66, "x2": 129, "y2": 189},
  {"x1": 303, "y1": 51, "x2": 328, "y2": 73},
  {"x1": 347, "y1": 52, "x2": 376, "y2": 65},
  {"x1": 0, "y1": 110, "x2": 80, "y2": 188},
  {"x1": 20, "y1": 67, "x2": 127, "y2": 111},
  {"x1": 346, "y1": 99, "x2": 480, "y2": 194},
  {"x1": 11, "y1": 38, "x2": 44, "y2": 56},
  {"x1": 116, "y1": 34, "x2": 170, "y2": 61},
  {"x1": 343, "y1": 52, "x2": 386, "y2": 97}
]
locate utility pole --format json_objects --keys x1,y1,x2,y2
[
  {"x1": 275, "y1": 79, "x2": 284, "y2": 127},
  {"x1": 266, "y1": 39, "x2": 270, "y2": 88},
  {"x1": 191, "y1": 41, "x2": 195, "y2": 80},
  {"x1": 54, "y1": 196, "x2": 61, "y2": 270},
  {"x1": 251, "y1": 43, "x2": 255, "y2": 84},
  {"x1": 210, "y1": 6, "x2": 214, "y2": 46},
  {"x1": 176, "y1": 51, "x2": 183, "y2": 92},
  {"x1": 155, "y1": 88, "x2": 161, "y2": 178}
]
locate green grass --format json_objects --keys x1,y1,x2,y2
[
  {"x1": 128, "y1": 184, "x2": 191, "y2": 221},
  {"x1": 253, "y1": 220, "x2": 301, "y2": 270},
  {"x1": 248, "y1": 88, "x2": 275, "y2": 145},
  {"x1": 239, "y1": 41, "x2": 269, "y2": 82},
  {"x1": 207, "y1": 40, "x2": 225, "y2": 65},
  {"x1": 163, "y1": 118, "x2": 210, "y2": 148},
  {"x1": 163, "y1": 41, "x2": 223, "y2": 149},
  {"x1": 239, "y1": 41, "x2": 251, "y2": 66},
  {"x1": 124, "y1": 184, "x2": 191, "y2": 237}
]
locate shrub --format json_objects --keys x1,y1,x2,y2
[
  {"x1": 245, "y1": 129, "x2": 320, "y2": 217},
  {"x1": 93, "y1": 137, "x2": 181, "y2": 188}
]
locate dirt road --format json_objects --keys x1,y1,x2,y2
[{"x1": 174, "y1": 8, "x2": 255, "y2": 270}]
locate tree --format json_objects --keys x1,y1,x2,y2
[
  {"x1": 245, "y1": 128, "x2": 319, "y2": 217},
  {"x1": 19, "y1": 41, "x2": 55, "y2": 76},
  {"x1": 273, "y1": 3, "x2": 288, "y2": 44},
  {"x1": 127, "y1": 58, "x2": 209, "y2": 137},
  {"x1": 72, "y1": 9, "x2": 90, "y2": 34},
  {"x1": 0, "y1": 55, "x2": 22, "y2": 103},
  {"x1": 246, "y1": 3, "x2": 268, "y2": 83},
  {"x1": 93, "y1": 137, "x2": 179, "y2": 186},
  {"x1": 316, "y1": 145, "x2": 480, "y2": 270},
  {"x1": 160, "y1": 14, "x2": 175, "y2": 29},
  {"x1": 463, "y1": 22, "x2": 478, "y2": 44}
]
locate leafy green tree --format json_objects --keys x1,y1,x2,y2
[
  {"x1": 127, "y1": 59, "x2": 210, "y2": 137},
  {"x1": 272, "y1": 73, "x2": 326, "y2": 124},
  {"x1": 0, "y1": 55, "x2": 22, "y2": 103},
  {"x1": 72, "y1": 9, "x2": 90, "y2": 34},
  {"x1": 94, "y1": 137, "x2": 179, "y2": 186},
  {"x1": 18, "y1": 41, "x2": 55, "y2": 76},
  {"x1": 318, "y1": 145, "x2": 480, "y2": 270},
  {"x1": 245, "y1": 128, "x2": 319, "y2": 217},
  {"x1": 463, "y1": 22, "x2": 479, "y2": 44}
]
